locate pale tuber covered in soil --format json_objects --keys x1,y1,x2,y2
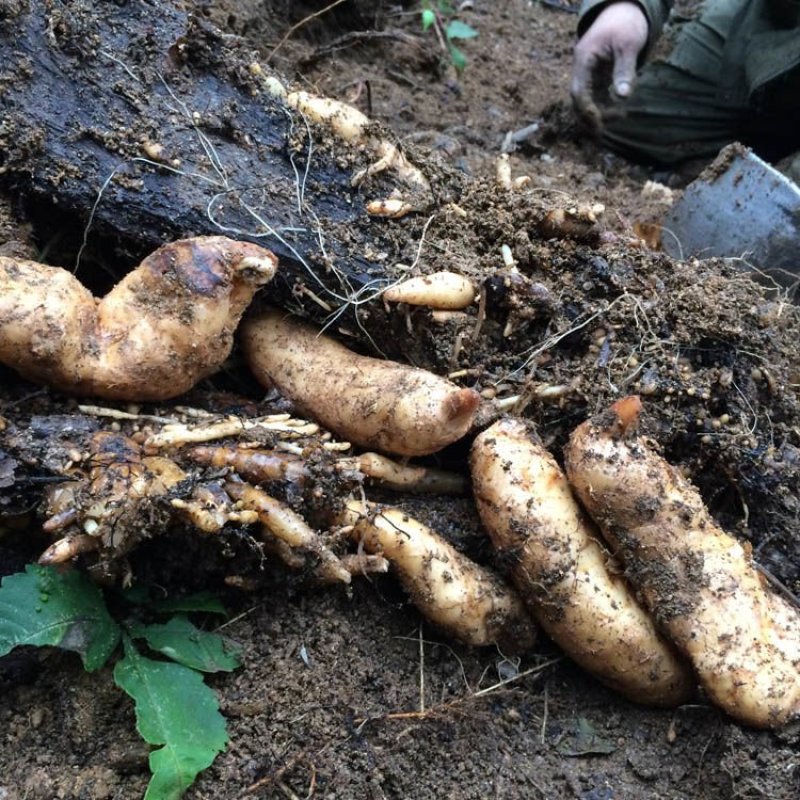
[
  {"x1": 241, "y1": 308, "x2": 480, "y2": 456},
  {"x1": 471, "y1": 418, "x2": 694, "y2": 706},
  {"x1": 0, "y1": 236, "x2": 277, "y2": 401},
  {"x1": 284, "y1": 90, "x2": 430, "y2": 193},
  {"x1": 338, "y1": 498, "x2": 537, "y2": 652},
  {"x1": 382, "y1": 272, "x2": 477, "y2": 309},
  {"x1": 225, "y1": 481, "x2": 355, "y2": 585},
  {"x1": 565, "y1": 396, "x2": 800, "y2": 728}
]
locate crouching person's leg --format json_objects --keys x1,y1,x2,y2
[
  {"x1": 599, "y1": 61, "x2": 744, "y2": 166},
  {"x1": 595, "y1": 0, "x2": 750, "y2": 167}
]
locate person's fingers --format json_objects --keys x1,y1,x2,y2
[
  {"x1": 572, "y1": 91, "x2": 602, "y2": 131},
  {"x1": 570, "y1": 49, "x2": 601, "y2": 129},
  {"x1": 569, "y1": 2, "x2": 649, "y2": 126},
  {"x1": 611, "y1": 46, "x2": 639, "y2": 98}
]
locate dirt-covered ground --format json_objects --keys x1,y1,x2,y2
[{"x1": 1, "y1": 2, "x2": 799, "y2": 798}]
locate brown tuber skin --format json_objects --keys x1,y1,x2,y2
[
  {"x1": 0, "y1": 236, "x2": 277, "y2": 400},
  {"x1": 187, "y1": 445, "x2": 310, "y2": 486},
  {"x1": 565, "y1": 396, "x2": 800, "y2": 728},
  {"x1": 471, "y1": 418, "x2": 694, "y2": 706},
  {"x1": 241, "y1": 308, "x2": 480, "y2": 456}
]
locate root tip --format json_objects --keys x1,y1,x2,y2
[
  {"x1": 610, "y1": 395, "x2": 643, "y2": 436},
  {"x1": 446, "y1": 388, "x2": 481, "y2": 422}
]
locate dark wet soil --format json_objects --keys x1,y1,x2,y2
[{"x1": 1, "y1": 2, "x2": 799, "y2": 799}]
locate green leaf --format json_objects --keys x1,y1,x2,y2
[
  {"x1": 445, "y1": 20, "x2": 478, "y2": 40},
  {"x1": 114, "y1": 638, "x2": 229, "y2": 800},
  {"x1": 0, "y1": 564, "x2": 119, "y2": 671},
  {"x1": 150, "y1": 591, "x2": 228, "y2": 616},
  {"x1": 421, "y1": 8, "x2": 435, "y2": 31},
  {"x1": 448, "y1": 42, "x2": 467, "y2": 71},
  {"x1": 130, "y1": 615, "x2": 241, "y2": 673}
]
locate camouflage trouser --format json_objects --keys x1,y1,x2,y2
[{"x1": 601, "y1": 2, "x2": 800, "y2": 165}]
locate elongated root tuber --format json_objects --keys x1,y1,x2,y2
[
  {"x1": 285, "y1": 90, "x2": 430, "y2": 194},
  {"x1": 224, "y1": 481, "x2": 354, "y2": 584},
  {"x1": 187, "y1": 445, "x2": 310, "y2": 486},
  {"x1": 351, "y1": 452, "x2": 468, "y2": 495},
  {"x1": 338, "y1": 498, "x2": 537, "y2": 652},
  {"x1": 382, "y1": 272, "x2": 477, "y2": 310},
  {"x1": 565, "y1": 397, "x2": 800, "y2": 728},
  {"x1": 471, "y1": 418, "x2": 694, "y2": 706},
  {"x1": 241, "y1": 308, "x2": 480, "y2": 456},
  {"x1": 0, "y1": 236, "x2": 277, "y2": 400}
]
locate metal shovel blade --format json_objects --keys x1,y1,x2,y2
[{"x1": 662, "y1": 145, "x2": 800, "y2": 288}]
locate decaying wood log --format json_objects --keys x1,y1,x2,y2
[{"x1": 0, "y1": 0, "x2": 457, "y2": 338}]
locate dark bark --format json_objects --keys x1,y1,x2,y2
[{"x1": 0, "y1": 0, "x2": 442, "y2": 324}]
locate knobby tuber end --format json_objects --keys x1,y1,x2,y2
[
  {"x1": 610, "y1": 395, "x2": 643, "y2": 436},
  {"x1": 41, "y1": 431, "x2": 188, "y2": 564},
  {"x1": 0, "y1": 236, "x2": 277, "y2": 401}
]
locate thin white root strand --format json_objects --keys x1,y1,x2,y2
[{"x1": 145, "y1": 415, "x2": 321, "y2": 449}]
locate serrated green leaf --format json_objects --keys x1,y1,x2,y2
[
  {"x1": 114, "y1": 638, "x2": 229, "y2": 800},
  {"x1": 130, "y1": 615, "x2": 241, "y2": 673},
  {"x1": 150, "y1": 591, "x2": 228, "y2": 616},
  {"x1": 448, "y1": 42, "x2": 467, "y2": 71},
  {"x1": 421, "y1": 8, "x2": 435, "y2": 31},
  {"x1": 445, "y1": 20, "x2": 478, "y2": 40},
  {"x1": 0, "y1": 564, "x2": 119, "y2": 671}
]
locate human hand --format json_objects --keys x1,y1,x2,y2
[{"x1": 570, "y1": 1, "x2": 649, "y2": 129}]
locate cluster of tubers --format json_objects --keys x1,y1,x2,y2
[{"x1": 1, "y1": 235, "x2": 798, "y2": 730}]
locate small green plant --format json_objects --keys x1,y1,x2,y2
[
  {"x1": 0, "y1": 565, "x2": 240, "y2": 800},
  {"x1": 420, "y1": 1, "x2": 479, "y2": 71}
]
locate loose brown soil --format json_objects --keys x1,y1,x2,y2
[{"x1": 1, "y1": 2, "x2": 799, "y2": 799}]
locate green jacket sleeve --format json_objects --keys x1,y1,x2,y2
[{"x1": 578, "y1": 0, "x2": 673, "y2": 54}]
